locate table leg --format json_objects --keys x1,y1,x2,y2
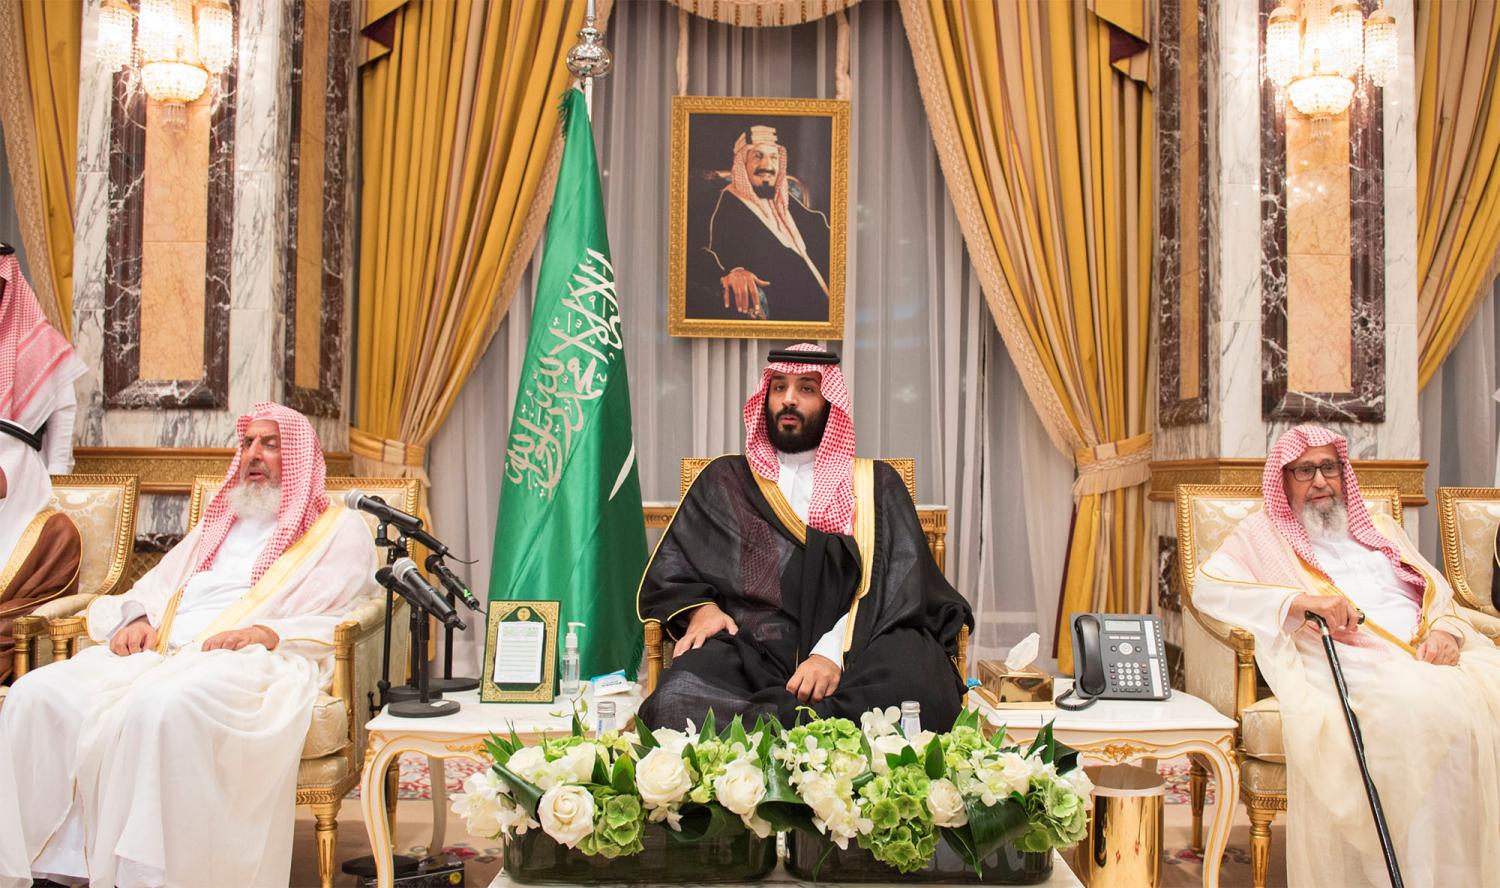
[
  {"x1": 360, "y1": 739, "x2": 403, "y2": 888},
  {"x1": 429, "y1": 754, "x2": 449, "y2": 854},
  {"x1": 1198, "y1": 739, "x2": 1239, "y2": 888}
]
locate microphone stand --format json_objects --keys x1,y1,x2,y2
[
  {"x1": 385, "y1": 529, "x2": 460, "y2": 717},
  {"x1": 428, "y1": 556, "x2": 479, "y2": 694}
]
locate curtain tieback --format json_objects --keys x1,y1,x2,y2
[
  {"x1": 1072, "y1": 432, "x2": 1153, "y2": 497},
  {"x1": 350, "y1": 427, "x2": 427, "y2": 468}
]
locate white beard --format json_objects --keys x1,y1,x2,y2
[
  {"x1": 1297, "y1": 498, "x2": 1349, "y2": 540},
  {"x1": 227, "y1": 482, "x2": 281, "y2": 523}
]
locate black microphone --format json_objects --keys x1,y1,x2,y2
[
  {"x1": 344, "y1": 489, "x2": 423, "y2": 532},
  {"x1": 426, "y1": 554, "x2": 483, "y2": 612},
  {"x1": 387, "y1": 558, "x2": 465, "y2": 630}
]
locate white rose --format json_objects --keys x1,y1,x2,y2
[
  {"x1": 995, "y1": 752, "x2": 1036, "y2": 795},
  {"x1": 636, "y1": 747, "x2": 694, "y2": 808},
  {"x1": 537, "y1": 784, "x2": 595, "y2": 848},
  {"x1": 798, "y1": 773, "x2": 842, "y2": 823},
  {"x1": 869, "y1": 734, "x2": 909, "y2": 774},
  {"x1": 652, "y1": 728, "x2": 692, "y2": 755},
  {"x1": 453, "y1": 792, "x2": 502, "y2": 838},
  {"x1": 830, "y1": 750, "x2": 865, "y2": 781},
  {"x1": 926, "y1": 778, "x2": 969, "y2": 828},
  {"x1": 713, "y1": 759, "x2": 767, "y2": 816},
  {"x1": 462, "y1": 768, "x2": 506, "y2": 801},
  {"x1": 506, "y1": 746, "x2": 547, "y2": 784},
  {"x1": 559, "y1": 743, "x2": 600, "y2": 784}
]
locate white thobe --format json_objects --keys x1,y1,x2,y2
[
  {"x1": 1195, "y1": 512, "x2": 1500, "y2": 887},
  {"x1": 0, "y1": 506, "x2": 376, "y2": 888},
  {"x1": 775, "y1": 449, "x2": 848, "y2": 666}
]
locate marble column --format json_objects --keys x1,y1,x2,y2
[
  {"x1": 71, "y1": 0, "x2": 355, "y2": 556},
  {"x1": 1150, "y1": 0, "x2": 1425, "y2": 651}
]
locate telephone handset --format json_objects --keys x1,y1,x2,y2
[{"x1": 1055, "y1": 613, "x2": 1170, "y2": 711}]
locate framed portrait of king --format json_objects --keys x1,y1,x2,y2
[{"x1": 669, "y1": 96, "x2": 849, "y2": 339}]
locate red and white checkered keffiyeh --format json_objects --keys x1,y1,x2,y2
[
  {"x1": 1262, "y1": 424, "x2": 1425, "y2": 592},
  {"x1": 0, "y1": 255, "x2": 78, "y2": 423},
  {"x1": 190, "y1": 402, "x2": 330, "y2": 583},
  {"x1": 743, "y1": 342, "x2": 855, "y2": 535}
]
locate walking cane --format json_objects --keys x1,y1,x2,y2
[{"x1": 1305, "y1": 611, "x2": 1405, "y2": 888}]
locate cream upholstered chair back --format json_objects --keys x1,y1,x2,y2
[
  {"x1": 188, "y1": 475, "x2": 421, "y2": 533},
  {"x1": 1176, "y1": 483, "x2": 1403, "y2": 612},
  {"x1": 48, "y1": 474, "x2": 139, "y2": 597},
  {"x1": 1436, "y1": 487, "x2": 1500, "y2": 617}
]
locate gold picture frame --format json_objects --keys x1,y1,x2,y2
[
  {"x1": 669, "y1": 95, "x2": 849, "y2": 339},
  {"x1": 481, "y1": 600, "x2": 561, "y2": 703}
]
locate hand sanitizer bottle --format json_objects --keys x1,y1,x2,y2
[
  {"x1": 900, "y1": 700, "x2": 921, "y2": 738},
  {"x1": 560, "y1": 622, "x2": 585, "y2": 694}
]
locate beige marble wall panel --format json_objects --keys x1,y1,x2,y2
[
  {"x1": 1179, "y1": 0, "x2": 1202, "y2": 400},
  {"x1": 294, "y1": 0, "x2": 329, "y2": 391},
  {"x1": 139, "y1": 96, "x2": 212, "y2": 381},
  {"x1": 1286, "y1": 114, "x2": 1351, "y2": 254},
  {"x1": 1287, "y1": 253, "x2": 1352, "y2": 391}
]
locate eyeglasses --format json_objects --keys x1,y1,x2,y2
[{"x1": 1284, "y1": 460, "x2": 1342, "y2": 482}]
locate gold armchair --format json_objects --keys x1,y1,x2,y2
[
  {"x1": 1435, "y1": 486, "x2": 1500, "y2": 642},
  {"x1": 10, "y1": 474, "x2": 139, "y2": 678},
  {"x1": 1175, "y1": 483, "x2": 1402, "y2": 888},
  {"x1": 642, "y1": 457, "x2": 967, "y2": 696}
]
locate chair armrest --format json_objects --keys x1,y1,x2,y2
[
  {"x1": 12, "y1": 616, "x2": 46, "y2": 678},
  {"x1": 1459, "y1": 606, "x2": 1500, "y2": 644},
  {"x1": 334, "y1": 597, "x2": 408, "y2": 773},
  {"x1": 643, "y1": 620, "x2": 663, "y2": 696},
  {"x1": 30, "y1": 593, "x2": 97, "y2": 622}
]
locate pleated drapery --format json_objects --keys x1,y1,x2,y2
[
  {"x1": 0, "y1": 0, "x2": 80, "y2": 335},
  {"x1": 353, "y1": 0, "x2": 593, "y2": 480},
  {"x1": 1415, "y1": 0, "x2": 1500, "y2": 388},
  {"x1": 900, "y1": 0, "x2": 1154, "y2": 671}
]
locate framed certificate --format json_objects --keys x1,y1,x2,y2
[{"x1": 481, "y1": 600, "x2": 560, "y2": 703}]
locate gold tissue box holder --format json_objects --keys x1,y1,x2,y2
[{"x1": 977, "y1": 660, "x2": 1055, "y2": 709}]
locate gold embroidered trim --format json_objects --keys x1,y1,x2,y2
[
  {"x1": 842, "y1": 458, "x2": 876, "y2": 652},
  {"x1": 635, "y1": 455, "x2": 736, "y2": 626},
  {"x1": 751, "y1": 472, "x2": 808, "y2": 545}
]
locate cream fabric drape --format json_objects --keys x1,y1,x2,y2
[
  {"x1": 1415, "y1": 0, "x2": 1500, "y2": 387},
  {"x1": 898, "y1": 0, "x2": 1154, "y2": 670},
  {"x1": 667, "y1": 0, "x2": 859, "y2": 28},
  {"x1": 427, "y1": 0, "x2": 1076, "y2": 675},
  {"x1": 353, "y1": 0, "x2": 594, "y2": 482},
  {"x1": 0, "y1": 0, "x2": 79, "y2": 335}
]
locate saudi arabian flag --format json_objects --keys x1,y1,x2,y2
[{"x1": 489, "y1": 88, "x2": 646, "y2": 682}]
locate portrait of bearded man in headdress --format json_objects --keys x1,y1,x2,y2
[{"x1": 673, "y1": 100, "x2": 847, "y2": 335}]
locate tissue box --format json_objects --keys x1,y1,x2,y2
[{"x1": 977, "y1": 660, "x2": 1054, "y2": 708}]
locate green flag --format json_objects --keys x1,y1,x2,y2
[{"x1": 489, "y1": 88, "x2": 646, "y2": 682}]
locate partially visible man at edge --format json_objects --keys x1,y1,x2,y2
[
  {"x1": 0, "y1": 402, "x2": 377, "y2": 888},
  {"x1": 637, "y1": 344, "x2": 971, "y2": 731},
  {"x1": 1195, "y1": 424, "x2": 1500, "y2": 887}
]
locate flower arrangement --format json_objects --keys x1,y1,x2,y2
[{"x1": 453, "y1": 706, "x2": 1092, "y2": 880}]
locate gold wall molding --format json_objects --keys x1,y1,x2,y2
[
  {"x1": 73, "y1": 447, "x2": 355, "y2": 494},
  {"x1": 1149, "y1": 458, "x2": 1427, "y2": 505}
]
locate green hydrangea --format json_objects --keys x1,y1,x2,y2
[
  {"x1": 785, "y1": 717, "x2": 865, "y2": 760},
  {"x1": 937, "y1": 725, "x2": 986, "y2": 777},
  {"x1": 1012, "y1": 771, "x2": 1090, "y2": 853},
  {"x1": 576, "y1": 790, "x2": 645, "y2": 858},
  {"x1": 856, "y1": 762, "x2": 938, "y2": 874}
]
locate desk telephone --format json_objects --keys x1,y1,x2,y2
[{"x1": 1055, "y1": 613, "x2": 1170, "y2": 710}]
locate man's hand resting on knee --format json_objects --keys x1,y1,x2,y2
[
  {"x1": 109, "y1": 617, "x2": 157, "y2": 656},
  {"x1": 202, "y1": 625, "x2": 280, "y2": 652},
  {"x1": 674, "y1": 603, "x2": 738, "y2": 657},
  {"x1": 786, "y1": 654, "x2": 841, "y2": 704}
]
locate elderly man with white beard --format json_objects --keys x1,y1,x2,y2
[
  {"x1": 0, "y1": 402, "x2": 377, "y2": 888},
  {"x1": 1194, "y1": 424, "x2": 1500, "y2": 887}
]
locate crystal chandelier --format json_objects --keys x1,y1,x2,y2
[
  {"x1": 1265, "y1": 0, "x2": 1396, "y2": 132},
  {"x1": 97, "y1": 0, "x2": 235, "y2": 124}
]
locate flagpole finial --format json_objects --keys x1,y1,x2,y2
[{"x1": 567, "y1": 13, "x2": 612, "y2": 80}]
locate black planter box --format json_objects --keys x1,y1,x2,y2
[
  {"x1": 785, "y1": 830, "x2": 1053, "y2": 884},
  {"x1": 503, "y1": 825, "x2": 778, "y2": 884}
]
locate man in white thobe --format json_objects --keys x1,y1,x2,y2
[
  {"x1": 1196, "y1": 424, "x2": 1500, "y2": 887},
  {"x1": 0, "y1": 402, "x2": 377, "y2": 888}
]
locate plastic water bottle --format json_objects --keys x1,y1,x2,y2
[
  {"x1": 596, "y1": 700, "x2": 617, "y2": 735},
  {"x1": 560, "y1": 622, "x2": 585, "y2": 694},
  {"x1": 900, "y1": 700, "x2": 921, "y2": 737}
]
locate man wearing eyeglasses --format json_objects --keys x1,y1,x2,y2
[{"x1": 1192, "y1": 424, "x2": 1500, "y2": 886}]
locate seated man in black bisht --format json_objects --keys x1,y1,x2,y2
[{"x1": 637, "y1": 344, "x2": 972, "y2": 731}]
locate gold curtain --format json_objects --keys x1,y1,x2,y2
[
  {"x1": 900, "y1": 0, "x2": 1153, "y2": 671},
  {"x1": 354, "y1": 0, "x2": 596, "y2": 481},
  {"x1": 1415, "y1": 0, "x2": 1500, "y2": 387},
  {"x1": 0, "y1": 0, "x2": 79, "y2": 335}
]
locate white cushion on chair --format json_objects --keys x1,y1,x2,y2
[{"x1": 1240, "y1": 697, "x2": 1285, "y2": 763}]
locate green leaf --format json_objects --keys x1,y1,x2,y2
[
  {"x1": 727, "y1": 715, "x2": 749, "y2": 749},
  {"x1": 757, "y1": 759, "x2": 816, "y2": 835},
  {"x1": 924, "y1": 734, "x2": 946, "y2": 780},
  {"x1": 964, "y1": 796, "x2": 1030, "y2": 862},
  {"x1": 1053, "y1": 738, "x2": 1080, "y2": 775},
  {"x1": 591, "y1": 752, "x2": 612, "y2": 787},
  {"x1": 572, "y1": 710, "x2": 585, "y2": 738},
  {"x1": 989, "y1": 724, "x2": 1009, "y2": 749},
  {"x1": 636, "y1": 723, "x2": 660, "y2": 751},
  {"x1": 683, "y1": 743, "x2": 703, "y2": 777},
  {"x1": 885, "y1": 752, "x2": 907, "y2": 772},
  {"x1": 940, "y1": 825, "x2": 983, "y2": 877},
  {"x1": 1026, "y1": 723, "x2": 1055, "y2": 763},
  {"x1": 699, "y1": 710, "x2": 717, "y2": 743},
  {"x1": 669, "y1": 803, "x2": 744, "y2": 844},
  {"x1": 898, "y1": 745, "x2": 919, "y2": 767},
  {"x1": 490, "y1": 761, "x2": 544, "y2": 820},
  {"x1": 611, "y1": 754, "x2": 636, "y2": 795},
  {"x1": 851, "y1": 771, "x2": 876, "y2": 793},
  {"x1": 954, "y1": 707, "x2": 980, "y2": 732}
]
